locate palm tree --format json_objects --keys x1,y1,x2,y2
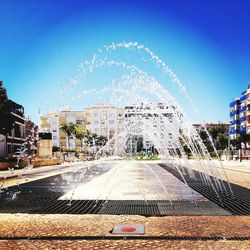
[
  {"x1": 84, "y1": 130, "x2": 94, "y2": 147},
  {"x1": 75, "y1": 130, "x2": 86, "y2": 152},
  {"x1": 96, "y1": 135, "x2": 108, "y2": 147},
  {"x1": 60, "y1": 123, "x2": 78, "y2": 151}
]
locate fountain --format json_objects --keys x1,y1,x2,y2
[
  {"x1": 0, "y1": 42, "x2": 239, "y2": 216},
  {"x1": 38, "y1": 42, "x2": 234, "y2": 213}
]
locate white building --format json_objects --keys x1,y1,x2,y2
[
  {"x1": 40, "y1": 111, "x2": 86, "y2": 151},
  {"x1": 84, "y1": 104, "x2": 119, "y2": 139},
  {"x1": 124, "y1": 103, "x2": 179, "y2": 153}
]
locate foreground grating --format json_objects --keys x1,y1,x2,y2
[
  {"x1": 0, "y1": 196, "x2": 228, "y2": 215},
  {"x1": 0, "y1": 163, "x2": 249, "y2": 215},
  {"x1": 0, "y1": 236, "x2": 249, "y2": 241},
  {"x1": 159, "y1": 164, "x2": 250, "y2": 215}
]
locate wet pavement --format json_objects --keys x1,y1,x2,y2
[
  {"x1": 0, "y1": 162, "x2": 229, "y2": 215},
  {"x1": 60, "y1": 162, "x2": 208, "y2": 201}
]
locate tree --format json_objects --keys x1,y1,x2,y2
[
  {"x1": 216, "y1": 133, "x2": 228, "y2": 150},
  {"x1": 83, "y1": 130, "x2": 97, "y2": 147},
  {"x1": 231, "y1": 133, "x2": 250, "y2": 150},
  {"x1": 60, "y1": 123, "x2": 78, "y2": 151},
  {"x1": 0, "y1": 81, "x2": 15, "y2": 135},
  {"x1": 52, "y1": 146, "x2": 60, "y2": 152},
  {"x1": 198, "y1": 124, "x2": 229, "y2": 153},
  {"x1": 95, "y1": 135, "x2": 108, "y2": 147},
  {"x1": 136, "y1": 136, "x2": 143, "y2": 153},
  {"x1": 81, "y1": 130, "x2": 109, "y2": 156},
  {"x1": 199, "y1": 130, "x2": 209, "y2": 142},
  {"x1": 209, "y1": 124, "x2": 227, "y2": 140},
  {"x1": 179, "y1": 136, "x2": 192, "y2": 158},
  {"x1": 75, "y1": 130, "x2": 86, "y2": 152}
]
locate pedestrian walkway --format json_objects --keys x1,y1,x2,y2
[
  {"x1": 184, "y1": 159, "x2": 250, "y2": 189},
  {"x1": 0, "y1": 161, "x2": 87, "y2": 188}
]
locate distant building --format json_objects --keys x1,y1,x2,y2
[
  {"x1": 229, "y1": 83, "x2": 250, "y2": 146},
  {"x1": 37, "y1": 132, "x2": 52, "y2": 158},
  {"x1": 84, "y1": 104, "x2": 119, "y2": 139},
  {"x1": 40, "y1": 111, "x2": 86, "y2": 151},
  {"x1": 193, "y1": 122, "x2": 230, "y2": 132},
  {"x1": 124, "y1": 103, "x2": 180, "y2": 152},
  {"x1": 0, "y1": 100, "x2": 25, "y2": 157},
  {"x1": 25, "y1": 118, "x2": 38, "y2": 139}
]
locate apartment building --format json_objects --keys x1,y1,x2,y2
[
  {"x1": 229, "y1": 83, "x2": 250, "y2": 146},
  {"x1": 40, "y1": 111, "x2": 86, "y2": 151},
  {"x1": 0, "y1": 100, "x2": 26, "y2": 157},
  {"x1": 124, "y1": 103, "x2": 179, "y2": 152},
  {"x1": 84, "y1": 104, "x2": 119, "y2": 139}
]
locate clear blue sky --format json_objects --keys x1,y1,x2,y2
[{"x1": 0, "y1": 0, "x2": 249, "y2": 123}]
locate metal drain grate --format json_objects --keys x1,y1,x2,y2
[
  {"x1": 0, "y1": 197, "x2": 229, "y2": 215},
  {"x1": 0, "y1": 236, "x2": 249, "y2": 241},
  {"x1": 159, "y1": 163, "x2": 250, "y2": 215},
  {"x1": 0, "y1": 164, "x2": 249, "y2": 215}
]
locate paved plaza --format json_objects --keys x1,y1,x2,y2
[
  {"x1": 185, "y1": 159, "x2": 250, "y2": 189},
  {"x1": 60, "y1": 162, "x2": 209, "y2": 201},
  {"x1": 0, "y1": 159, "x2": 249, "y2": 248}
]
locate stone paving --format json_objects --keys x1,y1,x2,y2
[
  {"x1": 185, "y1": 159, "x2": 250, "y2": 189},
  {"x1": 0, "y1": 214, "x2": 249, "y2": 249},
  {"x1": 1, "y1": 239, "x2": 249, "y2": 249}
]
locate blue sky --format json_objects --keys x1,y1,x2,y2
[{"x1": 0, "y1": 0, "x2": 249, "y2": 123}]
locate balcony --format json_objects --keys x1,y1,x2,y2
[
  {"x1": 239, "y1": 127, "x2": 247, "y2": 133},
  {"x1": 230, "y1": 110, "x2": 240, "y2": 116},
  {"x1": 9, "y1": 100, "x2": 24, "y2": 117},
  {"x1": 240, "y1": 116, "x2": 247, "y2": 123},
  {"x1": 230, "y1": 100, "x2": 239, "y2": 107},
  {"x1": 229, "y1": 129, "x2": 239, "y2": 135},
  {"x1": 240, "y1": 95, "x2": 247, "y2": 102},
  {"x1": 230, "y1": 120, "x2": 240, "y2": 125},
  {"x1": 240, "y1": 106, "x2": 247, "y2": 112}
]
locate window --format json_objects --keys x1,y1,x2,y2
[
  {"x1": 14, "y1": 145, "x2": 20, "y2": 153},
  {"x1": 14, "y1": 123, "x2": 22, "y2": 138},
  {"x1": 76, "y1": 120, "x2": 84, "y2": 124},
  {"x1": 7, "y1": 145, "x2": 12, "y2": 154}
]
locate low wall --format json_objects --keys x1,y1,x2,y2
[
  {"x1": 31, "y1": 158, "x2": 61, "y2": 167},
  {"x1": 0, "y1": 158, "x2": 61, "y2": 170},
  {"x1": 0, "y1": 162, "x2": 15, "y2": 170}
]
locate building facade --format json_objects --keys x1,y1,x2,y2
[
  {"x1": 124, "y1": 103, "x2": 179, "y2": 153},
  {"x1": 229, "y1": 83, "x2": 250, "y2": 146},
  {"x1": 84, "y1": 104, "x2": 119, "y2": 139},
  {"x1": 0, "y1": 100, "x2": 26, "y2": 157},
  {"x1": 40, "y1": 111, "x2": 86, "y2": 151}
]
